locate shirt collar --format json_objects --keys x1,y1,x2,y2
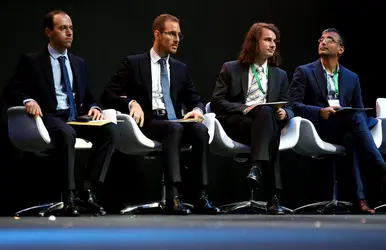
[
  {"x1": 253, "y1": 60, "x2": 268, "y2": 74},
  {"x1": 321, "y1": 59, "x2": 340, "y2": 75},
  {"x1": 48, "y1": 44, "x2": 68, "y2": 60},
  {"x1": 150, "y1": 47, "x2": 170, "y2": 64}
]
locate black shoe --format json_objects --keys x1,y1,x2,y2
[
  {"x1": 246, "y1": 166, "x2": 262, "y2": 189},
  {"x1": 164, "y1": 196, "x2": 191, "y2": 215},
  {"x1": 266, "y1": 195, "x2": 285, "y2": 215},
  {"x1": 194, "y1": 194, "x2": 221, "y2": 214},
  {"x1": 78, "y1": 189, "x2": 106, "y2": 216},
  {"x1": 59, "y1": 190, "x2": 80, "y2": 217}
]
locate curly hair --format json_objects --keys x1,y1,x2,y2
[{"x1": 238, "y1": 22, "x2": 281, "y2": 67}]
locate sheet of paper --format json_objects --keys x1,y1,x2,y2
[
  {"x1": 67, "y1": 120, "x2": 112, "y2": 126},
  {"x1": 335, "y1": 107, "x2": 373, "y2": 112},
  {"x1": 255, "y1": 101, "x2": 288, "y2": 109},
  {"x1": 168, "y1": 118, "x2": 202, "y2": 123}
]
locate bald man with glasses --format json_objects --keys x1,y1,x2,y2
[{"x1": 290, "y1": 28, "x2": 386, "y2": 214}]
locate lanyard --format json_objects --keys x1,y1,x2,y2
[
  {"x1": 326, "y1": 68, "x2": 339, "y2": 96},
  {"x1": 251, "y1": 64, "x2": 268, "y2": 95}
]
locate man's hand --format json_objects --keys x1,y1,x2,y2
[
  {"x1": 244, "y1": 105, "x2": 257, "y2": 115},
  {"x1": 275, "y1": 108, "x2": 287, "y2": 121},
  {"x1": 25, "y1": 100, "x2": 42, "y2": 118},
  {"x1": 88, "y1": 108, "x2": 104, "y2": 120},
  {"x1": 320, "y1": 106, "x2": 340, "y2": 119},
  {"x1": 184, "y1": 110, "x2": 205, "y2": 123},
  {"x1": 130, "y1": 101, "x2": 144, "y2": 127}
]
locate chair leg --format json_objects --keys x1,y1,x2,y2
[
  {"x1": 220, "y1": 188, "x2": 264, "y2": 214},
  {"x1": 293, "y1": 201, "x2": 331, "y2": 213},
  {"x1": 120, "y1": 202, "x2": 162, "y2": 215},
  {"x1": 38, "y1": 202, "x2": 64, "y2": 217},
  {"x1": 15, "y1": 202, "x2": 62, "y2": 217},
  {"x1": 294, "y1": 159, "x2": 353, "y2": 214},
  {"x1": 374, "y1": 204, "x2": 386, "y2": 212},
  {"x1": 317, "y1": 200, "x2": 353, "y2": 214},
  {"x1": 220, "y1": 201, "x2": 253, "y2": 213}
]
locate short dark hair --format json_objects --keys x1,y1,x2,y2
[
  {"x1": 322, "y1": 28, "x2": 345, "y2": 46},
  {"x1": 43, "y1": 10, "x2": 67, "y2": 31},
  {"x1": 238, "y1": 22, "x2": 281, "y2": 67},
  {"x1": 152, "y1": 14, "x2": 179, "y2": 35}
]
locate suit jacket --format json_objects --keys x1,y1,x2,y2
[
  {"x1": 101, "y1": 52, "x2": 204, "y2": 119},
  {"x1": 211, "y1": 60, "x2": 294, "y2": 120},
  {"x1": 290, "y1": 59, "x2": 377, "y2": 128},
  {"x1": 4, "y1": 49, "x2": 97, "y2": 114}
]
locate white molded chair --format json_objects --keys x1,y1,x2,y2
[
  {"x1": 7, "y1": 106, "x2": 114, "y2": 216},
  {"x1": 204, "y1": 102, "x2": 299, "y2": 214},
  {"x1": 376, "y1": 98, "x2": 386, "y2": 154},
  {"x1": 292, "y1": 111, "x2": 382, "y2": 214},
  {"x1": 374, "y1": 97, "x2": 386, "y2": 212},
  {"x1": 205, "y1": 102, "x2": 382, "y2": 214},
  {"x1": 117, "y1": 112, "x2": 214, "y2": 215}
]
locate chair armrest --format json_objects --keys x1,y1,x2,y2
[
  {"x1": 203, "y1": 113, "x2": 216, "y2": 144},
  {"x1": 376, "y1": 98, "x2": 386, "y2": 118},
  {"x1": 294, "y1": 118, "x2": 345, "y2": 156},
  {"x1": 279, "y1": 116, "x2": 301, "y2": 150},
  {"x1": 205, "y1": 102, "x2": 212, "y2": 113},
  {"x1": 7, "y1": 106, "x2": 52, "y2": 152},
  {"x1": 116, "y1": 113, "x2": 161, "y2": 154},
  {"x1": 371, "y1": 118, "x2": 382, "y2": 149}
]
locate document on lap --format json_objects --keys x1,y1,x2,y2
[
  {"x1": 250, "y1": 101, "x2": 288, "y2": 109},
  {"x1": 168, "y1": 118, "x2": 204, "y2": 123},
  {"x1": 66, "y1": 120, "x2": 112, "y2": 126},
  {"x1": 334, "y1": 107, "x2": 373, "y2": 112}
]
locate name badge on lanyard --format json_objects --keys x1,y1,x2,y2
[
  {"x1": 328, "y1": 99, "x2": 340, "y2": 107},
  {"x1": 327, "y1": 68, "x2": 340, "y2": 107}
]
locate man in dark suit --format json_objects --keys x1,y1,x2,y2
[
  {"x1": 4, "y1": 10, "x2": 118, "y2": 216},
  {"x1": 290, "y1": 28, "x2": 386, "y2": 214},
  {"x1": 101, "y1": 14, "x2": 220, "y2": 215},
  {"x1": 211, "y1": 22, "x2": 294, "y2": 215}
]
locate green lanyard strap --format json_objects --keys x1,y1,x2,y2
[
  {"x1": 251, "y1": 64, "x2": 268, "y2": 95},
  {"x1": 326, "y1": 68, "x2": 339, "y2": 97}
]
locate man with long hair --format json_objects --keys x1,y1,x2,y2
[{"x1": 211, "y1": 22, "x2": 293, "y2": 214}]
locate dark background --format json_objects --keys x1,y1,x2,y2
[{"x1": 0, "y1": 0, "x2": 384, "y2": 215}]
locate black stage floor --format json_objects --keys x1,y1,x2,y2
[{"x1": 1, "y1": 215, "x2": 386, "y2": 249}]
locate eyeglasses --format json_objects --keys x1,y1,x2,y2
[
  {"x1": 162, "y1": 31, "x2": 184, "y2": 41},
  {"x1": 318, "y1": 37, "x2": 341, "y2": 45}
]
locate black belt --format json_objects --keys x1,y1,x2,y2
[
  {"x1": 152, "y1": 109, "x2": 167, "y2": 117},
  {"x1": 57, "y1": 109, "x2": 70, "y2": 113}
]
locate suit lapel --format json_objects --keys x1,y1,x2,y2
[
  {"x1": 42, "y1": 50, "x2": 56, "y2": 99},
  {"x1": 140, "y1": 53, "x2": 153, "y2": 101},
  {"x1": 68, "y1": 54, "x2": 81, "y2": 100},
  {"x1": 241, "y1": 65, "x2": 249, "y2": 102},
  {"x1": 312, "y1": 60, "x2": 327, "y2": 98},
  {"x1": 337, "y1": 66, "x2": 346, "y2": 105},
  {"x1": 267, "y1": 66, "x2": 277, "y2": 102},
  {"x1": 169, "y1": 58, "x2": 178, "y2": 102}
]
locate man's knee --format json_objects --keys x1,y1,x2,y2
[
  {"x1": 168, "y1": 122, "x2": 184, "y2": 134},
  {"x1": 252, "y1": 105, "x2": 274, "y2": 116},
  {"x1": 101, "y1": 123, "x2": 119, "y2": 143},
  {"x1": 192, "y1": 123, "x2": 209, "y2": 141},
  {"x1": 53, "y1": 125, "x2": 76, "y2": 145}
]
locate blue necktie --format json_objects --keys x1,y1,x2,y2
[
  {"x1": 58, "y1": 56, "x2": 77, "y2": 121},
  {"x1": 159, "y1": 58, "x2": 176, "y2": 120}
]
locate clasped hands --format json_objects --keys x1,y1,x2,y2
[{"x1": 244, "y1": 104, "x2": 287, "y2": 120}]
